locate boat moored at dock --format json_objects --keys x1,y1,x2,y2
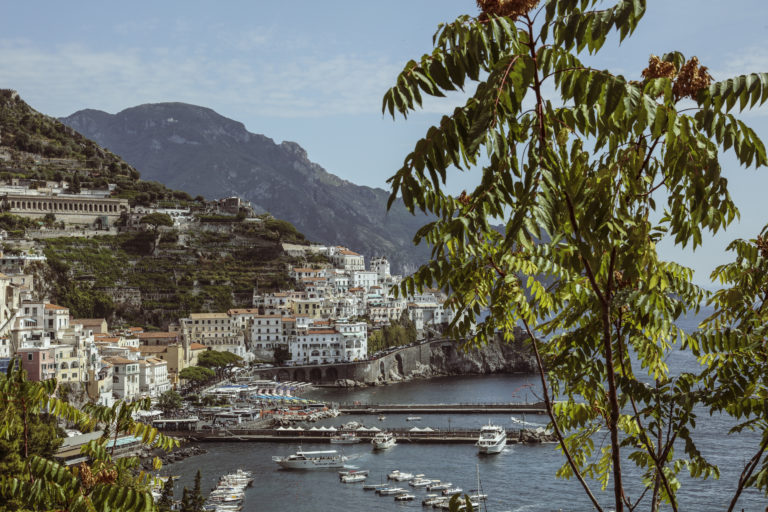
[
  {"x1": 476, "y1": 422, "x2": 507, "y2": 454},
  {"x1": 372, "y1": 431, "x2": 396, "y2": 450},
  {"x1": 272, "y1": 449, "x2": 348, "y2": 469}
]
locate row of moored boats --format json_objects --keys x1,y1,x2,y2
[
  {"x1": 338, "y1": 468, "x2": 487, "y2": 509},
  {"x1": 203, "y1": 469, "x2": 254, "y2": 512}
]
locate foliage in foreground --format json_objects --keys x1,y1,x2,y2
[
  {"x1": 0, "y1": 362, "x2": 179, "y2": 511},
  {"x1": 385, "y1": 0, "x2": 768, "y2": 511}
]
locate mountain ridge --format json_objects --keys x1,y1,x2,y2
[{"x1": 61, "y1": 102, "x2": 430, "y2": 272}]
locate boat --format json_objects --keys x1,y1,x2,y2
[
  {"x1": 341, "y1": 472, "x2": 368, "y2": 483},
  {"x1": 378, "y1": 414, "x2": 386, "y2": 421},
  {"x1": 330, "y1": 432, "x2": 362, "y2": 444},
  {"x1": 339, "y1": 469, "x2": 369, "y2": 479},
  {"x1": 372, "y1": 431, "x2": 396, "y2": 450},
  {"x1": 387, "y1": 470, "x2": 414, "y2": 481},
  {"x1": 476, "y1": 422, "x2": 507, "y2": 454},
  {"x1": 442, "y1": 487, "x2": 463, "y2": 496},
  {"x1": 406, "y1": 416, "x2": 422, "y2": 421},
  {"x1": 422, "y1": 494, "x2": 443, "y2": 506},
  {"x1": 377, "y1": 487, "x2": 407, "y2": 495},
  {"x1": 394, "y1": 493, "x2": 415, "y2": 501},
  {"x1": 363, "y1": 483, "x2": 389, "y2": 491},
  {"x1": 410, "y1": 478, "x2": 434, "y2": 488},
  {"x1": 427, "y1": 482, "x2": 451, "y2": 491},
  {"x1": 272, "y1": 449, "x2": 348, "y2": 469}
]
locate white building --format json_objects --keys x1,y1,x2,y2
[
  {"x1": 331, "y1": 248, "x2": 365, "y2": 271},
  {"x1": 336, "y1": 321, "x2": 367, "y2": 361},
  {"x1": 138, "y1": 357, "x2": 170, "y2": 397},
  {"x1": 350, "y1": 270, "x2": 379, "y2": 291},
  {"x1": 293, "y1": 328, "x2": 342, "y2": 365},
  {"x1": 370, "y1": 257, "x2": 391, "y2": 279},
  {"x1": 104, "y1": 356, "x2": 140, "y2": 402}
]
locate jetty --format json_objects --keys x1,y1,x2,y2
[
  {"x1": 159, "y1": 426, "x2": 555, "y2": 444},
  {"x1": 337, "y1": 402, "x2": 547, "y2": 415}
]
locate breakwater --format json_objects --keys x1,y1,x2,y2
[
  {"x1": 162, "y1": 427, "x2": 555, "y2": 444},
  {"x1": 337, "y1": 402, "x2": 546, "y2": 414}
]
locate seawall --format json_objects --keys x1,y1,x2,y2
[{"x1": 252, "y1": 328, "x2": 534, "y2": 386}]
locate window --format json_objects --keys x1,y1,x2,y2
[{"x1": 27, "y1": 353, "x2": 32, "y2": 361}]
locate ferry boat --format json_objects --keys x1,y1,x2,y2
[
  {"x1": 476, "y1": 422, "x2": 507, "y2": 454},
  {"x1": 330, "y1": 432, "x2": 362, "y2": 444},
  {"x1": 272, "y1": 449, "x2": 347, "y2": 469},
  {"x1": 372, "y1": 431, "x2": 396, "y2": 450}
]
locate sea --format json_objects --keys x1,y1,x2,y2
[{"x1": 164, "y1": 310, "x2": 767, "y2": 511}]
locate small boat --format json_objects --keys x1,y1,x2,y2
[
  {"x1": 372, "y1": 432, "x2": 397, "y2": 450},
  {"x1": 330, "y1": 432, "x2": 362, "y2": 444},
  {"x1": 363, "y1": 483, "x2": 389, "y2": 491},
  {"x1": 378, "y1": 414, "x2": 386, "y2": 421},
  {"x1": 389, "y1": 471, "x2": 414, "y2": 482},
  {"x1": 339, "y1": 469, "x2": 369, "y2": 479},
  {"x1": 410, "y1": 478, "x2": 433, "y2": 488},
  {"x1": 442, "y1": 487, "x2": 463, "y2": 496},
  {"x1": 394, "y1": 493, "x2": 415, "y2": 501},
  {"x1": 427, "y1": 482, "x2": 450, "y2": 491},
  {"x1": 272, "y1": 449, "x2": 348, "y2": 469},
  {"x1": 341, "y1": 473, "x2": 368, "y2": 483},
  {"x1": 422, "y1": 494, "x2": 443, "y2": 506},
  {"x1": 476, "y1": 422, "x2": 507, "y2": 454},
  {"x1": 406, "y1": 416, "x2": 422, "y2": 421},
  {"x1": 377, "y1": 487, "x2": 406, "y2": 495}
]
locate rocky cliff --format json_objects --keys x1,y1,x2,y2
[{"x1": 60, "y1": 103, "x2": 431, "y2": 273}]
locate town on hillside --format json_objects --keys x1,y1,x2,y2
[{"x1": 0, "y1": 179, "x2": 455, "y2": 405}]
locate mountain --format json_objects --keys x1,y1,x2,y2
[{"x1": 60, "y1": 103, "x2": 430, "y2": 272}]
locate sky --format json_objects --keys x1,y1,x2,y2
[{"x1": 1, "y1": 0, "x2": 767, "y2": 286}]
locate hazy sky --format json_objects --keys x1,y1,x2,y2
[{"x1": 1, "y1": 1, "x2": 767, "y2": 285}]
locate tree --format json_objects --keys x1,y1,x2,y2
[
  {"x1": 273, "y1": 346, "x2": 291, "y2": 365},
  {"x1": 178, "y1": 366, "x2": 215, "y2": 388},
  {"x1": 67, "y1": 173, "x2": 81, "y2": 194},
  {"x1": 385, "y1": 2, "x2": 768, "y2": 511},
  {"x1": 197, "y1": 350, "x2": 242, "y2": 378},
  {"x1": 157, "y1": 389, "x2": 183, "y2": 414},
  {"x1": 157, "y1": 476, "x2": 174, "y2": 512},
  {"x1": 0, "y1": 360, "x2": 178, "y2": 511},
  {"x1": 139, "y1": 213, "x2": 174, "y2": 234}
]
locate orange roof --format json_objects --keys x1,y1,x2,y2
[
  {"x1": 102, "y1": 356, "x2": 135, "y2": 365},
  {"x1": 72, "y1": 318, "x2": 106, "y2": 326},
  {"x1": 228, "y1": 308, "x2": 260, "y2": 314},
  {"x1": 138, "y1": 346, "x2": 167, "y2": 354},
  {"x1": 338, "y1": 249, "x2": 361, "y2": 256},
  {"x1": 45, "y1": 303, "x2": 68, "y2": 311},
  {"x1": 128, "y1": 327, "x2": 143, "y2": 332},
  {"x1": 96, "y1": 337, "x2": 120, "y2": 343},
  {"x1": 137, "y1": 332, "x2": 178, "y2": 339},
  {"x1": 189, "y1": 343, "x2": 207, "y2": 350}
]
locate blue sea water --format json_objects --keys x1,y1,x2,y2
[{"x1": 165, "y1": 309, "x2": 766, "y2": 511}]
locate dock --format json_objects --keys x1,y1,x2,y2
[
  {"x1": 337, "y1": 402, "x2": 547, "y2": 415},
  {"x1": 160, "y1": 426, "x2": 553, "y2": 444}
]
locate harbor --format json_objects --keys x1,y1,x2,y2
[{"x1": 337, "y1": 402, "x2": 546, "y2": 415}]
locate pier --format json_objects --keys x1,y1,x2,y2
[
  {"x1": 337, "y1": 402, "x2": 547, "y2": 415},
  {"x1": 163, "y1": 427, "x2": 550, "y2": 444}
]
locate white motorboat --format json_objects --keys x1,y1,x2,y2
[
  {"x1": 272, "y1": 449, "x2": 348, "y2": 469},
  {"x1": 427, "y1": 482, "x2": 451, "y2": 491},
  {"x1": 330, "y1": 432, "x2": 362, "y2": 444},
  {"x1": 406, "y1": 416, "x2": 422, "y2": 421},
  {"x1": 372, "y1": 431, "x2": 396, "y2": 450},
  {"x1": 410, "y1": 478, "x2": 434, "y2": 488},
  {"x1": 394, "y1": 493, "x2": 415, "y2": 501},
  {"x1": 390, "y1": 471, "x2": 414, "y2": 482},
  {"x1": 377, "y1": 487, "x2": 406, "y2": 496},
  {"x1": 341, "y1": 472, "x2": 368, "y2": 483},
  {"x1": 476, "y1": 422, "x2": 507, "y2": 454},
  {"x1": 422, "y1": 494, "x2": 444, "y2": 506},
  {"x1": 442, "y1": 487, "x2": 463, "y2": 496}
]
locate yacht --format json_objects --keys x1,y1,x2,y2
[
  {"x1": 330, "y1": 432, "x2": 362, "y2": 444},
  {"x1": 476, "y1": 422, "x2": 507, "y2": 454},
  {"x1": 341, "y1": 472, "x2": 368, "y2": 483},
  {"x1": 371, "y1": 431, "x2": 396, "y2": 450},
  {"x1": 272, "y1": 449, "x2": 347, "y2": 469}
]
